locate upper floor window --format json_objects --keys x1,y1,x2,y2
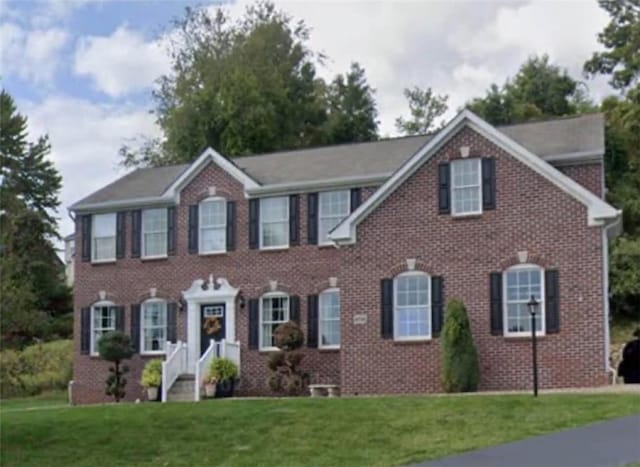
[
  {"x1": 318, "y1": 191, "x2": 350, "y2": 244},
  {"x1": 503, "y1": 265, "x2": 545, "y2": 336},
  {"x1": 91, "y1": 301, "x2": 116, "y2": 354},
  {"x1": 319, "y1": 289, "x2": 340, "y2": 348},
  {"x1": 141, "y1": 299, "x2": 167, "y2": 353},
  {"x1": 92, "y1": 213, "x2": 116, "y2": 262},
  {"x1": 451, "y1": 158, "x2": 481, "y2": 216},
  {"x1": 260, "y1": 197, "x2": 289, "y2": 249},
  {"x1": 394, "y1": 272, "x2": 430, "y2": 340},
  {"x1": 260, "y1": 293, "x2": 289, "y2": 349},
  {"x1": 199, "y1": 198, "x2": 226, "y2": 254},
  {"x1": 142, "y1": 208, "x2": 167, "y2": 258}
]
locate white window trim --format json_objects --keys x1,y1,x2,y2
[
  {"x1": 451, "y1": 158, "x2": 483, "y2": 217},
  {"x1": 393, "y1": 271, "x2": 432, "y2": 341},
  {"x1": 140, "y1": 298, "x2": 168, "y2": 355},
  {"x1": 259, "y1": 291, "x2": 290, "y2": 351},
  {"x1": 91, "y1": 213, "x2": 116, "y2": 263},
  {"x1": 198, "y1": 197, "x2": 227, "y2": 255},
  {"x1": 318, "y1": 288, "x2": 340, "y2": 349},
  {"x1": 90, "y1": 300, "x2": 116, "y2": 356},
  {"x1": 141, "y1": 208, "x2": 168, "y2": 259},
  {"x1": 318, "y1": 190, "x2": 351, "y2": 246},
  {"x1": 502, "y1": 263, "x2": 546, "y2": 338},
  {"x1": 259, "y1": 197, "x2": 289, "y2": 250}
]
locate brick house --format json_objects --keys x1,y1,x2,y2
[{"x1": 69, "y1": 109, "x2": 621, "y2": 404}]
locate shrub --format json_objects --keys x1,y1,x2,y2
[
  {"x1": 208, "y1": 357, "x2": 238, "y2": 382},
  {"x1": 98, "y1": 331, "x2": 134, "y2": 402},
  {"x1": 140, "y1": 359, "x2": 163, "y2": 388},
  {"x1": 273, "y1": 321, "x2": 304, "y2": 350},
  {"x1": 266, "y1": 321, "x2": 307, "y2": 395},
  {"x1": 441, "y1": 299, "x2": 480, "y2": 393},
  {"x1": 0, "y1": 340, "x2": 73, "y2": 398}
]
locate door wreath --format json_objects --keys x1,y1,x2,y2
[{"x1": 203, "y1": 316, "x2": 222, "y2": 335}]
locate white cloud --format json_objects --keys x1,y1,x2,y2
[
  {"x1": 74, "y1": 26, "x2": 170, "y2": 97},
  {"x1": 20, "y1": 96, "x2": 161, "y2": 238},
  {"x1": 0, "y1": 22, "x2": 68, "y2": 83}
]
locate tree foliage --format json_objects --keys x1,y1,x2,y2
[
  {"x1": 123, "y1": 2, "x2": 378, "y2": 167},
  {"x1": 441, "y1": 299, "x2": 479, "y2": 393},
  {"x1": 395, "y1": 86, "x2": 449, "y2": 135},
  {"x1": 98, "y1": 331, "x2": 134, "y2": 402}
]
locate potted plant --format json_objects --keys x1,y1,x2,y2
[
  {"x1": 140, "y1": 359, "x2": 162, "y2": 401},
  {"x1": 209, "y1": 357, "x2": 238, "y2": 398},
  {"x1": 203, "y1": 375, "x2": 217, "y2": 398}
]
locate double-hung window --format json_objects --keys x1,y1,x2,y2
[
  {"x1": 260, "y1": 197, "x2": 289, "y2": 248},
  {"x1": 260, "y1": 293, "x2": 289, "y2": 349},
  {"x1": 504, "y1": 265, "x2": 545, "y2": 336},
  {"x1": 141, "y1": 299, "x2": 167, "y2": 353},
  {"x1": 394, "y1": 272, "x2": 431, "y2": 340},
  {"x1": 199, "y1": 198, "x2": 226, "y2": 253},
  {"x1": 451, "y1": 159, "x2": 482, "y2": 215},
  {"x1": 142, "y1": 209, "x2": 167, "y2": 258},
  {"x1": 91, "y1": 302, "x2": 116, "y2": 354},
  {"x1": 92, "y1": 213, "x2": 116, "y2": 262},
  {"x1": 318, "y1": 191, "x2": 350, "y2": 244},
  {"x1": 319, "y1": 289, "x2": 340, "y2": 348}
]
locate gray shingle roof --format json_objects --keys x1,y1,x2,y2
[{"x1": 71, "y1": 113, "x2": 604, "y2": 209}]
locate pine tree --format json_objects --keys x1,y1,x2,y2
[{"x1": 441, "y1": 299, "x2": 480, "y2": 392}]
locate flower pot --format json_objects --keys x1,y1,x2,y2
[
  {"x1": 215, "y1": 379, "x2": 235, "y2": 398},
  {"x1": 146, "y1": 386, "x2": 159, "y2": 401},
  {"x1": 204, "y1": 383, "x2": 217, "y2": 398}
]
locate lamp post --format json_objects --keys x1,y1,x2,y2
[{"x1": 527, "y1": 295, "x2": 540, "y2": 397}]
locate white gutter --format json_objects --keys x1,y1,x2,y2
[
  {"x1": 245, "y1": 173, "x2": 389, "y2": 197},
  {"x1": 602, "y1": 215, "x2": 622, "y2": 374},
  {"x1": 71, "y1": 195, "x2": 175, "y2": 214},
  {"x1": 542, "y1": 149, "x2": 604, "y2": 165}
]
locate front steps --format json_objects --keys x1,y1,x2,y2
[{"x1": 166, "y1": 374, "x2": 196, "y2": 402}]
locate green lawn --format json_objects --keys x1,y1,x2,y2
[
  {"x1": 0, "y1": 390, "x2": 68, "y2": 411},
  {"x1": 1, "y1": 394, "x2": 638, "y2": 466}
]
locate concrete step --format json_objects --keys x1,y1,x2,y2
[{"x1": 166, "y1": 373, "x2": 196, "y2": 402}]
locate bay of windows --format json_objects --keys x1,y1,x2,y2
[
  {"x1": 394, "y1": 272, "x2": 430, "y2": 340},
  {"x1": 319, "y1": 289, "x2": 340, "y2": 348},
  {"x1": 451, "y1": 159, "x2": 482, "y2": 215},
  {"x1": 318, "y1": 191, "x2": 350, "y2": 244},
  {"x1": 142, "y1": 208, "x2": 167, "y2": 258},
  {"x1": 92, "y1": 213, "x2": 116, "y2": 261},
  {"x1": 504, "y1": 265, "x2": 545, "y2": 336},
  {"x1": 91, "y1": 303, "x2": 116, "y2": 354},
  {"x1": 260, "y1": 197, "x2": 289, "y2": 248},
  {"x1": 142, "y1": 300, "x2": 167, "y2": 353},
  {"x1": 260, "y1": 294, "x2": 289, "y2": 349},
  {"x1": 199, "y1": 198, "x2": 226, "y2": 253}
]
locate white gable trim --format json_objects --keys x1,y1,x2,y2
[{"x1": 329, "y1": 109, "x2": 621, "y2": 245}]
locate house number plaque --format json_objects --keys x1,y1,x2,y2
[{"x1": 353, "y1": 314, "x2": 367, "y2": 325}]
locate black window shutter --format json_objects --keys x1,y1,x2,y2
[
  {"x1": 188, "y1": 205, "x2": 199, "y2": 254},
  {"x1": 226, "y1": 201, "x2": 236, "y2": 251},
  {"x1": 289, "y1": 295, "x2": 300, "y2": 323},
  {"x1": 545, "y1": 270, "x2": 560, "y2": 334},
  {"x1": 116, "y1": 212, "x2": 126, "y2": 259},
  {"x1": 307, "y1": 193, "x2": 318, "y2": 245},
  {"x1": 130, "y1": 304, "x2": 141, "y2": 353},
  {"x1": 307, "y1": 295, "x2": 318, "y2": 348},
  {"x1": 167, "y1": 207, "x2": 176, "y2": 255},
  {"x1": 350, "y1": 188, "x2": 362, "y2": 212},
  {"x1": 131, "y1": 210, "x2": 141, "y2": 258},
  {"x1": 381, "y1": 278, "x2": 394, "y2": 339},
  {"x1": 482, "y1": 158, "x2": 496, "y2": 210},
  {"x1": 167, "y1": 302, "x2": 178, "y2": 343},
  {"x1": 289, "y1": 195, "x2": 299, "y2": 246},
  {"x1": 438, "y1": 162, "x2": 450, "y2": 214},
  {"x1": 81, "y1": 215, "x2": 91, "y2": 262},
  {"x1": 115, "y1": 306, "x2": 125, "y2": 332},
  {"x1": 249, "y1": 199, "x2": 260, "y2": 250},
  {"x1": 431, "y1": 276, "x2": 444, "y2": 337},
  {"x1": 80, "y1": 307, "x2": 91, "y2": 354},
  {"x1": 248, "y1": 299, "x2": 259, "y2": 349},
  {"x1": 490, "y1": 272, "x2": 503, "y2": 335}
]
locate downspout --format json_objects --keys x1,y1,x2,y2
[{"x1": 602, "y1": 214, "x2": 622, "y2": 379}]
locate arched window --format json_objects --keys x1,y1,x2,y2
[
  {"x1": 199, "y1": 197, "x2": 227, "y2": 254},
  {"x1": 91, "y1": 300, "x2": 116, "y2": 354},
  {"x1": 503, "y1": 264, "x2": 545, "y2": 336},
  {"x1": 260, "y1": 292, "x2": 290, "y2": 350},
  {"x1": 141, "y1": 298, "x2": 167, "y2": 353},
  {"x1": 319, "y1": 288, "x2": 340, "y2": 348},
  {"x1": 394, "y1": 271, "x2": 430, "y2": 340}
]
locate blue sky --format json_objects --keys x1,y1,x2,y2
[{"x1": 0, "y1": 0, "x2": 613, "y2": 242}]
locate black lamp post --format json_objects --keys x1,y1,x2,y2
[{"x1": 527, "y1": 295, "x2": 540, "y2": 397}]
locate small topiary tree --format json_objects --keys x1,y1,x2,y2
[
  {"x1": 266, "y1": 321, "x2": 307, "y2": 395},
  {"x1": 441, "y1": 299, "x2": 480, "y2": 393},
  {"x1": 98, "y1": 331, "x2": 134, "y2": 402}
]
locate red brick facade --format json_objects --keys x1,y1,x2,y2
[{"x1": 72, "y1": 125, "x2": 608, "y2": 404}]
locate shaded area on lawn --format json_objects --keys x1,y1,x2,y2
[{"x1": 1, "y1": 394, "x2": 639, "y2": 467}]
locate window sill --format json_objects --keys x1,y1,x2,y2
[
  {"x1": 258, "y1": 347, "x2": 282, "y2": 354},
  {"x1": 141, "y1": 255, "x2": 168, "y2": 262},
  {"x1": 317, "y1": 242, "x2": 338, "y2": 249},
  {"x1": 503, "y1": 334, "x2": 547, "y2": 340},
  {"x1": 91, "y1": 259, "x2": 116, "y2": 265},
  {"x1": 392, "y1": 338, "x2": 432, "y2": 346},
  {"x1": 198, "y1": 251, "x2": 227, "y2": 257},
  {"x1": 318, "y1": 346, "x2": 340, "y2": 353},
  {"x1": 451, "y1": 212, "x2": 483, "y2": 220},
  {"x1": 259, "y1": 246, "x2": 290, "y2": 252}
]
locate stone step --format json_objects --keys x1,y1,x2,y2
[
  {"x1": 169, "y1": 380, "x2": 195, "y2": 393},
  {"x1": 166, "y1": 392, "x2": 196, "y2": 402},
  {"x1": 177, "y1": 374, "x2": 195, "y2": 381}
]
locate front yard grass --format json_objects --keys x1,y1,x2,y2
[{"x1": 1, "y1": 393, "x2": 638, "y2": 466}]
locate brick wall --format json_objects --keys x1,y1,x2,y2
[{"x1": 71, "y1": 125, "x2": 607, "y2": 404}]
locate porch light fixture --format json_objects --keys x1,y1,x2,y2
[
  {"x1": 238, "y1": 292, "x2": 246, "y2": 309},
  {"x1": 527, "y1": 295, "x2": 540, "y2": 397}
]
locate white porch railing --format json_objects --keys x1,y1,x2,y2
[
  {"x1": 193, "y1": 339, "x2": 241, "y2": 401},
  {"x1": 161, "y1": 340, "x2": 187, "y2": 403}
]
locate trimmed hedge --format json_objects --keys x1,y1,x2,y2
[
  {"x1": 0, "y1": 340, "x2": 72, "y2": 398},
  {"x1": 441, "y1": 299, "x2": 480, "y2": 392}
]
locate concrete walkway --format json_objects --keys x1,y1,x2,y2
[{"x1": 418, "y1": 414, "x2": 640, "y2": 467}]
